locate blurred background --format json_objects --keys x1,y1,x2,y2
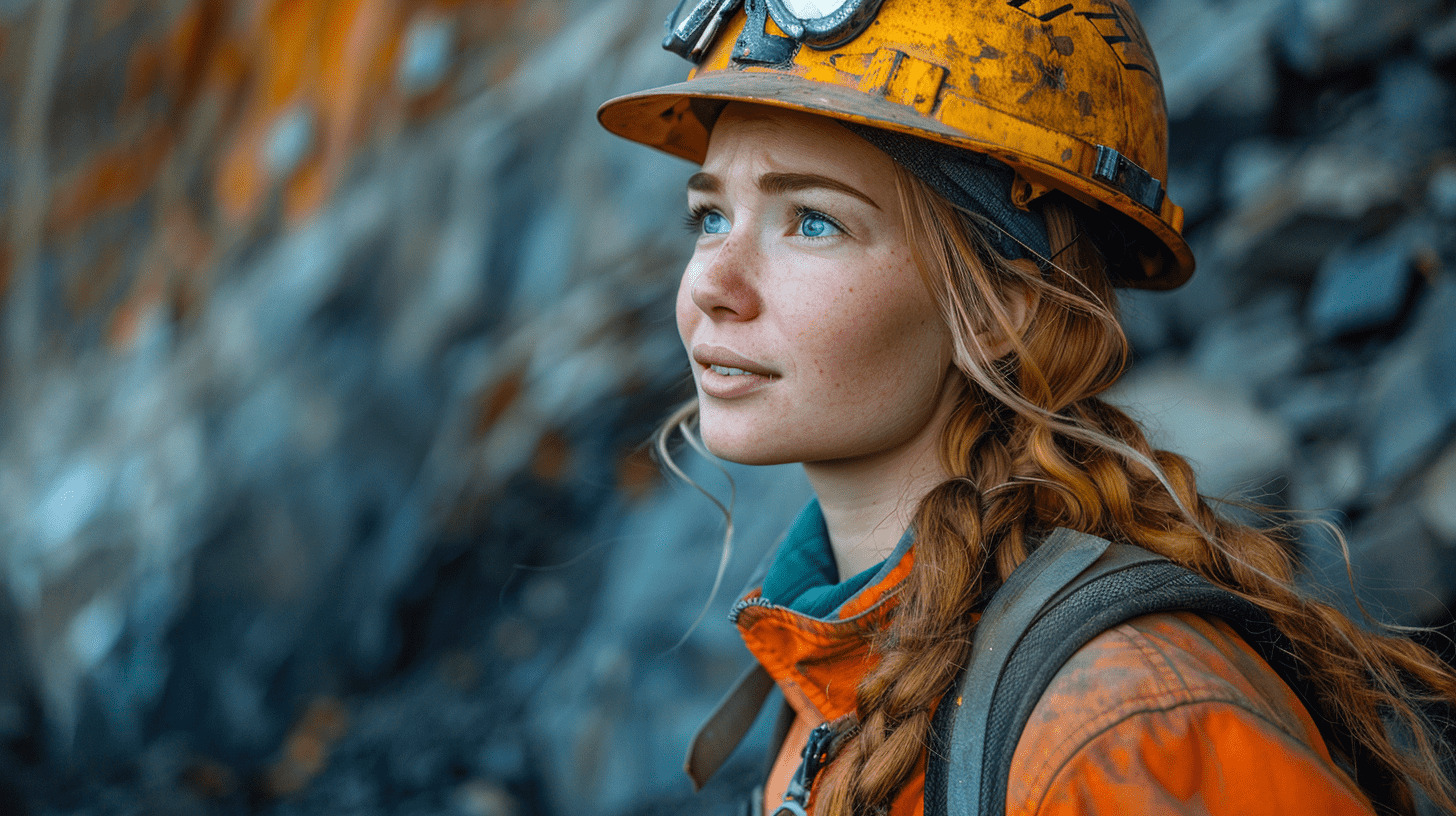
[{"x1": 0, "y1": 0, "x2": 1452, "y2": 813}]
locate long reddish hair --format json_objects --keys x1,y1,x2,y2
[{"x1": 805, "y1": 164, "x2": 1456, "y2": 815}]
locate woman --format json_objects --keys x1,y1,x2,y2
[{"x1": 598, "y1": 1, "x2": 1456, "y2": 814}]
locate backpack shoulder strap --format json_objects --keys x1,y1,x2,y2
[
  {"x1": 921, "y1": 528, "x2": 1120, "y2": 816},
  {"x1": 685, "y1": 662, "x2": 777, "y2": 790},
  {"x1": 923, "y1": 529, "x2": 1312, "y2": 816}
]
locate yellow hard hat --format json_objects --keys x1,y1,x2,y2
[{"x1": 598, "y1": 0, "x2": 1193, "y2": 289}]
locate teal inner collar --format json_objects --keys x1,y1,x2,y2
[{"x1": 759, "y1": 499, "x2": 914, "y2": 620}]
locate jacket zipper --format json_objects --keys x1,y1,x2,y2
[
  {"x1": 770, "y1": 721, "x2": 837, "y2": 816},
  {"x1": 728, "y1": 595, "x2": 776, "y2": 623}
]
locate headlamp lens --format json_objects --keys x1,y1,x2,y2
[
  {"x1": 663, "y1": 0, "x2": 884, "y2": 62},
  {"x1": 780, "y1": 0, "x2": 853, "y2": 17}
]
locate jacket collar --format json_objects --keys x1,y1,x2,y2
[
  {"x1": 738, "y1": 498, "x2": 916, "y2": 620},
  {"x1": 732, "y1": 499, "x2": 915, "y2": 722},
  {"x1": 685, "y1": 501, "x2": 918, "y2": 790}
]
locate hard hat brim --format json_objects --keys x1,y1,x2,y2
[{"x1": 598, "y1": 70, "x2": 1194, "y2": 290}]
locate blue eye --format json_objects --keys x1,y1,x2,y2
[
  {"x1": 702, "y1": 211, "x2": 730, "y2": 234},
  {"x1": 797, "y1": 211, "x2": 842, "y2": 238}
]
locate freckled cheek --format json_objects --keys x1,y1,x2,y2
[
  {"x1": 784, "y1": 283, "x2": 918, "y2": 395},
  {"x1": 779, "y1": 293, "x2": 848, "y2": 372}
]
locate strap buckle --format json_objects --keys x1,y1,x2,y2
[{"x1": 1092, "y1": 145, "x2": 1166, "y2": 212}]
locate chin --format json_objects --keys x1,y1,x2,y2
[
  {"x1": 701, "y1": 431, "x2": 793, "y2": 466},
  {"x1": 698, "y1": 417, "x2": 803, "y2": 466},
  {"x1": 701, "y1": 419, "x2": 878, "y2": 467}
]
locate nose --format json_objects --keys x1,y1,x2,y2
[{"x1": 687, "y1": 230, "x2": 762, "y2": 321}]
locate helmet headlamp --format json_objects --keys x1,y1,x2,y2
[{"x1": 665, "y1": 0, "x2": 887, "y2": 62}]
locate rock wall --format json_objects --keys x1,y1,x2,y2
[{"x1": 0, "y1": 0, "x2": 1450, "y2": 814}]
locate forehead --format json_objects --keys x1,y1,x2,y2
[{"x1": 701, "y1": 103, "x2": 898, "y2": 189}]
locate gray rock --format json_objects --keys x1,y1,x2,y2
[
  {"x1": 1291, "y1": 440, "x2": 1366, "y2": 511},
  {"x1": 1419, "y1": 9, "x2": 1456, "y2": 61},
  {"x1": 1158, "y1": 236, "x2": 1240, "y2": 338},
  {"x1": 1189, "y1": 291, "x2": 1305, "y2": 391},
  {"x1": 1303, "y1": 505, "x2": 1456, "y2": 628},
  {"x1": 1364, "y1": 348, "x2": 1451, "y2": 493},
  {"x1": 1429, "y1": 164, "x2": 1456, "y2": 220},
  {"x1": 1305, "y1": 232, "x2": 1419, "y2": 340},
  {"x1": 1137, "y1": 0, "x2": 1281, "y2": 119},
  {"x1": 264, "y1": 108, "x2": 315, "y2": 180},
  {"x1": 1363, "y1": 279, "x2": 1456, "y2": 491},
  {"x1": 1268, "y1": 369, "x2": 1365, "y2": 439},
  {"x1": 1106, "y1": 363, "x2": 1295, "y2": 498},
  {"x1": 1166, "y1": 159, "x2": 1217, "y2": 227},
  {"x1": 528, "y1": 456, "x2": 811, "y2": 816},
  {"x1": 1421, "y1": 443, "x2": 1456, "y2": 544},
  {"x1": 398, "y1": 18, "x2": 457, "y2": 95},
  {"x1": 1278, "y1": 0, "x2": 1441, "y2": 74},
  {"x1": 1208, "y1": 138, "x2": 1406, "y2": 281},
  {"x1": 1116, "y1": 288, "x2": 1173, "y2": 356},
  {"x1": 452, "y1": 781, "x2": 519, "y2": 816},
  {"x1": 1221, "y1": 139, "x2": 1294, "y2": 213},
  {"x1": 1375, "y1": 60, "x2": 1453, "y2": 162},
  {"x1": 1292, "y1": 141, "x2": 1406, "y2": 221}
]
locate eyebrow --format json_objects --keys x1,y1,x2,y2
[{"x1": 686, "y1": 171, "x2": 881, "y2": 210}]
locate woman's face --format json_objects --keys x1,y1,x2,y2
[{"x1": 677, "y1": 103, "x2": 955, "y2": 466}]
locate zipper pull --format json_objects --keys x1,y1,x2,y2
[
  {"x1": 727, "y1": 595, "x2": 775, "y2": 623},
  {"x1": 771, "y1": 722, "x2": 838, "y2": 816}
]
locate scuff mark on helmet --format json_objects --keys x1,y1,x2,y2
[
  {"x1": 1042, "y1": 24, "x2": 1074, "y2": 56},
  {"x1": 1017, "y1": 52, "x2": 1066, "y2": 103}
]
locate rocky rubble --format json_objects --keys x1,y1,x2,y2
[{"x1": 0, "y1": 0, "x2": 1451, "y2": 814}]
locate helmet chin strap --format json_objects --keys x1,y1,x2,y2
[{"x1": 843, "y1": 123, "x2": 1054, "y2": 266}]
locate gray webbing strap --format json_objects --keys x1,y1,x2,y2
[
  {"x1": 685, "y1": 662, "x2": 776, "y2": 790},
  {"x1": 683, "y1": 533, "x2": 792, "y2": 790},
  {"x1": 1039, "y1": 539, "x2": 1167, "y2": 611},
  {"x1": 941, "y1": 528, "x2": 1113, "y2": 814}
]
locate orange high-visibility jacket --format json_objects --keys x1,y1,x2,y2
[{"x1": 731, "y1": 504, "x2": 1375, "y2": 816}]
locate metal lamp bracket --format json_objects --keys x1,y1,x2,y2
[{"x1": 1092, "y1": 144, "x2": 1165, "y2": 212}]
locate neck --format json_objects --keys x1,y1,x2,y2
[{"x1": 803, "y1": 386, "x2": 957, "y2": 582}]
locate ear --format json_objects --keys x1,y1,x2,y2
[{"x1": 975, "y1": 271, "x2": 1040, "y2": 362}]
